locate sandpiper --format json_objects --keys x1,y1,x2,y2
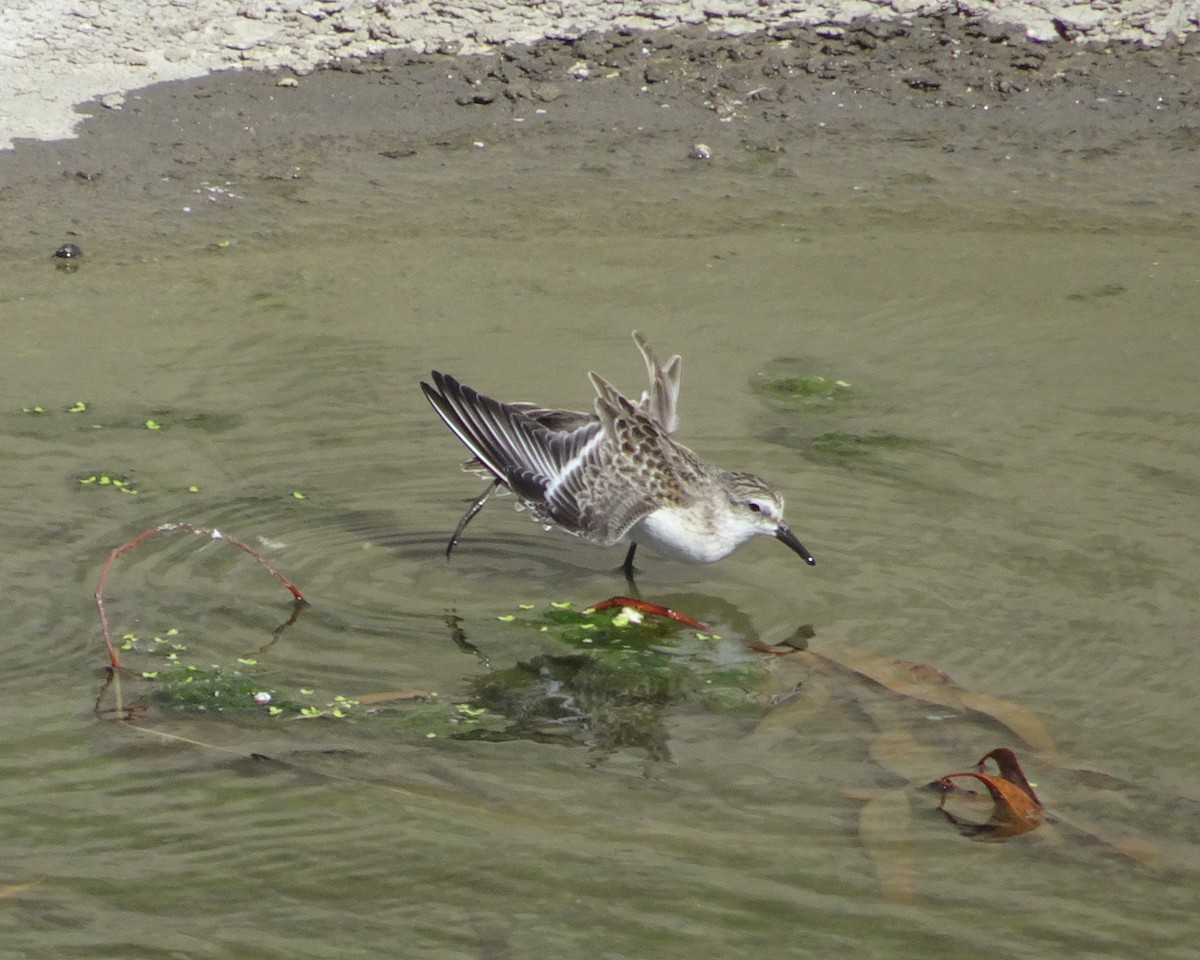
[{"x1": 421, "y1": 332, "x2": 815, "y2": 575}]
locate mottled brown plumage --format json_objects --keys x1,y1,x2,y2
[{"x1": 421, "y1": 332, "x2": 815, "y2": 571}]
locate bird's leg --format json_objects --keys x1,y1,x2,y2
[
  {"x1": 446, "y1": 480, "x2": 502, "y2": 559},
  {"x1": 620, "y1": 542, "x2": 639, "y2": 592}
]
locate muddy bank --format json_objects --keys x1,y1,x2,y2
[
  {"x1": 2, "y1": 10, "x2": 1199, "y2": 265},
  {"x1": 2, "y1": 0, "x2": 1196, "y2": 150}
]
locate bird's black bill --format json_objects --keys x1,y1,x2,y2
[{"x1": 776, "y1": 524, "x2": 816, "y2": 565}]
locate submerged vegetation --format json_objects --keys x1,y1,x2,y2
[
  {"x1": 752, "y1": 359, "x2": 924, "y2": 465},
  {"x1": 809, "y1": 430, "x2": 918, "y2": 456},
  {"x1": 119, "y1": 627, "x2": 359, "y2": 720},
  {"x1": 125, "y1": 601, "x2": 767, "y2": 758},
  {"x1": 459, "y1": 602, "x2": 766, "y2": 756},
  {"x1": 751, "y1": 355, "x2": 856, "y2": 409},
  {"x1": 751, "y1": 368, "x2": 855, "y2": 405}
]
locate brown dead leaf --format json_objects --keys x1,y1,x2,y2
[{"x1": 934, "y1": 747, "x2": 1045, "y2": 839}]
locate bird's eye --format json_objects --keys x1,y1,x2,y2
[{"x1": 746, "y1": 501, "x2": 762, "y2": 513}]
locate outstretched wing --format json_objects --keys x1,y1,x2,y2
[
  {"x1": 422, "y1": 371, "x2": 662, "y2": 546},
  {"x1": 421, "y1": 372, "x2": 600, "y2": 503},
  {"x1": 423, "y1": 332, "x2": 685, "y2": 547}
]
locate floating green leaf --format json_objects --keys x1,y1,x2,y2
[{"x1": 76, "y1": 469, "x2": 138, "y2": 494}]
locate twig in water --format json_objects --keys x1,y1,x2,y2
[{"x1": 94, "y1": 522, "x2": 307, "y2": 673}]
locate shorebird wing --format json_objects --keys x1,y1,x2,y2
[
  {"x1": 423, "y1": 334, "x2": 684, "y2": 550},
  {"x1": 508, "y1": 402, "x2": 596, "y2": 433},
  {"x1": 422, "y1": 372, "x2": 602, "y2": 505},
  {"x1": 537, "y1": 369, "x2": 694, "y2": 546},
  {"x1": 632, "y1": 331, "x2": 682, "y2": 433},
  {"x1": 540, "y1": 426, "x2": 658, "y2": 545}
]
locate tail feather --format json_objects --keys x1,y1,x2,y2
[{"x1": 631, "y1": 331, "x2": 682, "y2": 433}]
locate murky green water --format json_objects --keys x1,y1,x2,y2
[{"x1": 2, "y1": 150, "x2": 1198, "y2": 958}]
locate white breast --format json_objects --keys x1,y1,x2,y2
[{"x1": 632, "y1": 506, "x2": 749, "y2": 564}]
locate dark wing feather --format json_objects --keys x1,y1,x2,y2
[
  {"x1": 422, "y1": 372, "x2": 602, "y2": 507},
  {"x1": 509, "y1": 402, "x2": 597, "y2": 433}
]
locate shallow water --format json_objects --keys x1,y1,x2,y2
[{"x1": 2, "y1": 150, "x2": 1198, "y2": 959}]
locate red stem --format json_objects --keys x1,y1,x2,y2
[
  {"x1": 95, "y1": 523, "x2": 307, "y2": 670},
  {"x1": 589, "y1": 595, "x2": 711, "y2": 631}
]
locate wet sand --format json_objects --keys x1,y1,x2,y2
[{"x1": 2, "y1": 10, "x2": 1199, "y2": 264}]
